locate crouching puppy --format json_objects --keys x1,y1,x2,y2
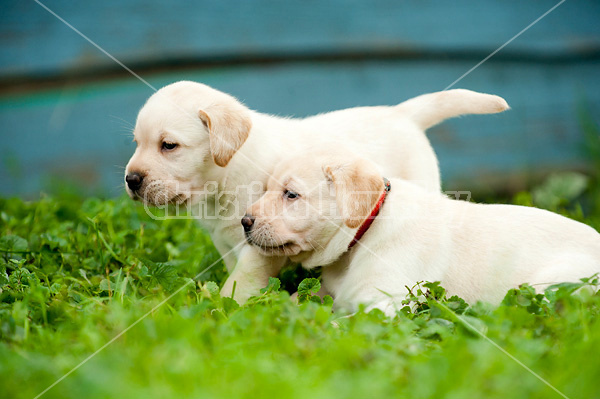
[{"x1": 244, "y1": 151, "x2": 600, "y2": 316}]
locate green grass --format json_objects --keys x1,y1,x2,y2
[{"x1": 1, "y1": 172, "x2": 600, "y2": 399}]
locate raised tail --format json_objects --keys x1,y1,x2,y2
[{"x1": 396, "y1": 89, "x2": 509, "y2": 130}]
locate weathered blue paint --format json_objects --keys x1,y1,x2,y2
[{"x1": 1, "y1": 0, "x2": 599, "y2": 78}]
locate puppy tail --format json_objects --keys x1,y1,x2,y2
[{"x1": 397, "y1": 89, "x2": 510, "y2": 130}]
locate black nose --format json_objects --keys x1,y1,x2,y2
[
  {"x1": 126, "y1": 172, "x2": 144, "y2": 191},
  {"x1": 241, "y1": 215, "x2": 255, "y2": 233}
]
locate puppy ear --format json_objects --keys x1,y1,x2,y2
[
  {"x1": 323, "y1": 159, "x2": 384, "y2": 228},
  {"x1": 198, "y1": 101, "x2": 252, "y2": 167}
]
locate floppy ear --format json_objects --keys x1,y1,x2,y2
[
  {"x1": 198, "y1": 101, "x2": 252, "y2": 167},
  {"x1": 323, "y1": 159, "x2": 384, "y2": 228}
]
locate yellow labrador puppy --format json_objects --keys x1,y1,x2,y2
[
  {"x1": 125, "y1": 81, "x2": 508, "y2": 303},
  {"x1": 245, "y1": 151, "x2": 600, "y2": 315}
]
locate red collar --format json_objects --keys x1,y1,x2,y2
[{"x1": 348, "y1": 178, "x2": 391, "y2": 250}]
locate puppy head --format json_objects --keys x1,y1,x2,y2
[
  {"x1": 125, "y1": 81, "x2": 252, "y2": 205},
  {"x1": 245, "y1": 152, "x2": 384, "y2": 265}
]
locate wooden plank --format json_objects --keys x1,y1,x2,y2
[
  {"x1": 1, "y1": 0, "x2": 599, "y2": 79},
  {"x1": 1, "y1": 59, "x2": 598, "y2": 196}
]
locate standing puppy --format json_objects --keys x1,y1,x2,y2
[
  {"x1": 125, "y1": 81, "x2": 509, "y2": 303},
  {"x1": 245, "y1": 152, "x2": 600, "y2": 315}
]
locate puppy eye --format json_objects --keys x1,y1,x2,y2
[
  {"x1": 283, "y1": 189, "x2": 300, "y2": 200},
  {"x1": 161, "y1": 142, "x2": 178, "y2": 151}
]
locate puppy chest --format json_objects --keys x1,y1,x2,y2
[{"x1": 321, "y1": 260, "x2": 351, "y2": 298}]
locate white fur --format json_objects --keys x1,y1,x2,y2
[
  {"x1": 247, "y1": 153, "x2": 600, "y2": 316},
  {"x1": 125, "y1": 81, "x2": 509, "y2": 303}
]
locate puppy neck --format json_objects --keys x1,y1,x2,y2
[
  {"x1": 221, "y1": 111, "x2": 294, "y2": 184},
  {"x1": 292, "y1": 224, "x2": 357, "y2": 269},
  {"x1": 348, "y1": 177, "x2": 391, "y2": 249}
]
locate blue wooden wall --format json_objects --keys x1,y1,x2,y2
[{"x1": 1, "y1": 0, "x2": 599, "y2": 196}]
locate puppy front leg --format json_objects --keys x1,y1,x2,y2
[
  {"x1": 353, "y1": 284, "x2": 415, "y2": 318},
  {"x1": 211, "y1": 237, "x2": 239, "y2": 273},
  {"x1": 220, "y1": 244, "x2": 287, "y2": 304}
]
